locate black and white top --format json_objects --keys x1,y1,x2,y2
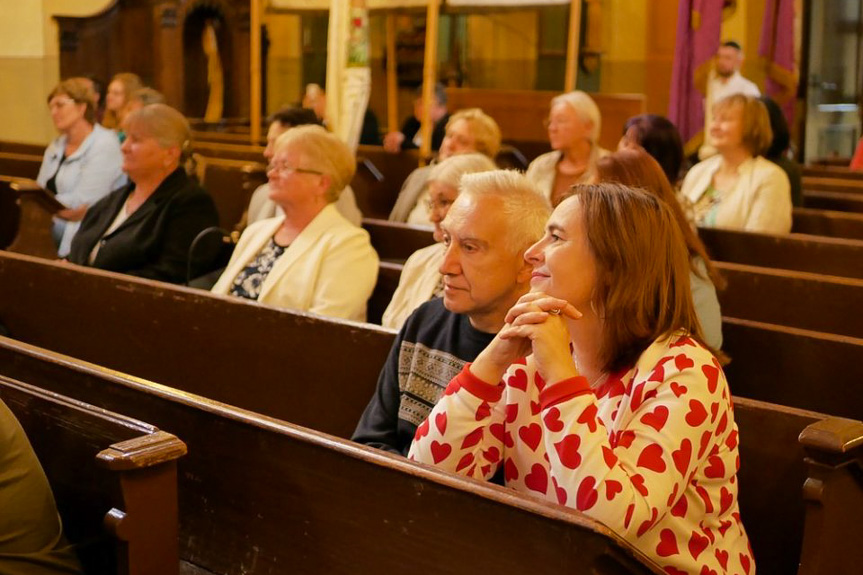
[{"x1": 229, "y1": 237, "x2": 287, "y2": 300}]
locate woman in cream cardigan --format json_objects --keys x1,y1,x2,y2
[
  {"x1": 681, "y1": 94, "x2": 792, "y2": 234},
  {"x1": 212, "y1": 125, "x2": 378, "y2": 322}
]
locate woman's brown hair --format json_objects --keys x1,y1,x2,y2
[
  {"x1": 570, "y1": 183, "x2": 710, "y2": 372},
  {"x1": 47, "y1": 77, "x2": 97, "y2": 125},
  {"x1": 102, "y1": 72, "x2": 143, "y2": 129},
  {"x1": 712, "y1": 94, "x2": 773, "y2": 156},
  {"x1": 596, "y1": 147, "x2": 725, "y2": 290}
]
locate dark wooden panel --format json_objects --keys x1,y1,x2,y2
[
  {"x1": 700, "y1": 227, "x2": 863, "y2": 279},
  {"x1": 792, "y1": 207, "x2": 863, "y2": 240},
  {"x1": 0, "y1": 338, "x2": 663, "y2": 575}
]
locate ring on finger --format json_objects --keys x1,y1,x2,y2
[{"x1": 548, "y1": 308, "x2": 562, "y2": 315}]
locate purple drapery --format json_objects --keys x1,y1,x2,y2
[
  {"x1": 759, "y1": 0, "x2": 797, "y2": 125},
  {"x1": 668, "y1": 0, "x2": 724, "y2": 156}
]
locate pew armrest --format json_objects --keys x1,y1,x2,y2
[
  {"x1": 800, "y1": 417, "x2": 863, "y2": 461},
  {"x1": 97, "y1": 430, "x2": 188, "y2": 470},
  {"x1": 98, "y1": 431, "x2": 186, "y2": 575}
]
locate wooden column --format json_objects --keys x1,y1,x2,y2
[
  {"x1": 386, "y1": 14, "x2": 399, "y2": 133},
  {"x1": 419, "y1": 0, "x2": 440, "y2": 163},
  {"x1": 250, "y1": 0, "x2": 262, "y2": 142},
  {"x1": 564, "y1": 0, "x2": 583, "y2": 92}
]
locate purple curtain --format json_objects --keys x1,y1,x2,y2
[
  {"x1": 668, "y1": 0, "x2": 724, "y2": 155},
  {"x1": 759, "y1": 0, "x2": 798, "y2": 125}
]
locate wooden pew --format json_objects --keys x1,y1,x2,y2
[
  {"x1": 0, "y1": 140, "x2": 45, "y2": 156},
  {"x1": 1, "y1": 336, "x2": 860, "y2": 575},
  {"x1": 0, "y1": 151, "x2": 42, "y2": 179},
  {"x1": 699, "y1": 227, "x2": 863, "y2": 279},
  {"x1": 0, "y1": 373, "x2": 185, "y2": 575},
  {"x1": 803, "y1": 189, "x2": 863, "y2": 214},
  {"x1": 367, "y1": 260, "x2": 402, "y2": 325},
  {"x1": 192, "y1": 155, "x2": 267, "y2": 231},
  {"x1": 0, "y1": 337, "x2": 664, "y2": 575},
  {"x1": 0, "y1": 178, "x2": 58, "y2": 259},
  {"x1": 362, "y1": 218, "x2": 435, "y2": 262},
  {"x1": 802, "y1": 164, "x2": 863, "y2": 181},
  {"x1": 803, "y1": 176, "x2": 863, "y2": 194},
  {"x1": 444, "y1": 88, "x2": 645, "y2": 152},
  {"x1": 715, "y1": 261, "x2": 863, "y2": 339},
  {"x1": 194, "y1": 140, "x2": 265, "y2": 163},
  {"x1": 0, "y1": 251, "x2": 394, "y2": 440},
  {"x1": 792, "y1": 207, "x2": 863, "y2": 240},
  {"x1": 192, "y1": 130, "x2": 266, "y2": 146},
  {"x1": 722, "y1": 318, "x2": 863, "y2": 421}
]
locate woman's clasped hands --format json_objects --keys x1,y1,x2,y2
[{"x1": 471, "y1": 291, "x2": 582, "y2": 386}]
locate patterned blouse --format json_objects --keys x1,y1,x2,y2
[{"x1": 229, "y1": 237, "x2": 287, "y2": 300}]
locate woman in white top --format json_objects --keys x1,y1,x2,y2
[
  {"x1": 381, "y1": 153, "x2": 498, "y2": 329},
  {"x1": 526, "y1": 91, "x2": 610, "y2": 207},
  {"x1": 212, "y1": 125, "x2": 378, "y2": 322},
  {"x1": 681, "y1": 94, "x2": 792, "y2": 234}
]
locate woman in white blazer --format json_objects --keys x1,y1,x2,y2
[
  {"x1": 681, "y1": 94, "x2": 792, "y2": 234},
  {"x1": 211, "y1": 125, "x2": 378, "y2": 322}
]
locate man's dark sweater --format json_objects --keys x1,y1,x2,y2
[{"x1": 352, "y1": 298, "x2": 495, "y2": 455}]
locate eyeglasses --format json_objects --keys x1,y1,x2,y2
[
  {"x1": 267, "y1": 161, "x2": 323, "y2": 176},
  {"x1": 542, "y1": 117, "x2": 573, "y2": 129},
  {"x1": 48, "y1": 98, "x2": 77, "y2": 110},
  {"x1": 425, "y1": 197, "x2": 455, "y2": 212}
]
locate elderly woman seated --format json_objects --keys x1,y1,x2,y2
[
  {"x1": 211, "y1": 125, "x2": 379, "y2": 322},
  {"x1": 37, "y1": 77, "x2": 125, "y2": 257},
  {"x1": 526, "y1": 90, "x2": 609, "y2": 207},
  {"x1": 381, "y1": 153, "x2": 498, "y2": 329},
  {"x1": 388, "y1": 108, "x2": 501, "y2": 225},
  {"x1": 68, "y1": 104, "x2": 220, "y2": 283},
  {"x1": 410, "y1": 182, "x2": 754, "y2": 575},
  {"x1": 681, "y1": 94, "x2": 792, "y2": 233}
]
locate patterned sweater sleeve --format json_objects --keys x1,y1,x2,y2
[
  {"x1": 408, "y1": 363, "x2": 508, "y2": 479},
  {"x1": 539, "y1": 346, "x2": 734, "y2": 539}
]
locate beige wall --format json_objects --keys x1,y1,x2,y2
[
  {"x1": 0, "y1": 0, "x2": 112, "y2": 145},
  {"x1": 264, "y1": 14, "x2": 303, "y2": 115}
]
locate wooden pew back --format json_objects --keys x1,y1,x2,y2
[
  {"x1": 803, "y1": 190, "x2": 863, "y2": 213},
  {"x1": 0, "y1": 151, "x2": 42, "y2": 180},
  {"x1": 715, "y1": 261, "x2": 863, "y2": 338},
  {"x1": 2, "y1": 337, "x2": 860, "y2": 575},
  {"x1": 699, "y1": 227, "x2": 863, "y2": 279},
  {"x1": 444, "y1": 88, "x2": 646, "y2": 152},
  {"x1": 0, "y1": 251, "x2": 394, "y2": 440},
  {"x1": 791, "y1": 207, "x2": 863, "y2": 240},
  {"x1": 0, "y1": 373, "x2": 185, "y2": 575},
  {"x1": 0, "y1": 338, "x2": 662, "y2": 575},
  {"x1": 193, "y1": 155, "x2": 267, "y2": 230}
]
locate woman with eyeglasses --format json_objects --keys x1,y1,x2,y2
[
  {"x1": 211, "y1": 125, "x2": 379, "y2": 322},
  {"x1": 381, "y1": 153, "x2": 497, "y2": 329},
  {"x1": 36, "y1": 77, "x2": 126, "y2": 257},
  {"x1": 67, "y1": 104, "x2": 220, "y2": 284},
  {"x1": 526, "y1": 91, "x2": 610, "y2": 207}
]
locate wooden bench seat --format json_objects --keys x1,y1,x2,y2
[
  {"x1": 0, "y1": 337, "x2": 664, "y2": 575},
  {"x1": 802, "y1": 165, "x2": 863, "y2": 181},
  {"x1": 803, "y1": 189, "x2": 863, "y2": 213},
  {"x1": 0, "y1": 373, "x2": 185, "y2": 575}
]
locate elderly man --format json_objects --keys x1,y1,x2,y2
[
  {"x1": 353, "y1": 171, "x2": 550, "y2": 455},
  {"x1": 699, "y1": 40, "x2": 761, "y2": 159}
]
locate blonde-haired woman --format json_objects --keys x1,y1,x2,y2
[
  {"x1": 526, "y1": 90, "x2": 609, "y2": 207},
  {"x1": 37, "y1": 77, "x2": 125, "y2": 257},
  {"x1": 681, "y1": 93, "x2": 792, "y2": 233},
  {"x1": 382, "y1": 153, "x2": 498, "y2": 329},
  {"x1": 389, "y1": 108, "x2": 502, "y2": 224},
  {"x1": 212, "y1": 125, "x2": 379, "y2": 322},
  {"x1": 68, "y1": 104, "x2": 219, "y2": 283},
  {"x1": 102, "y1": 72, "x2": 143, "y2": 135}
]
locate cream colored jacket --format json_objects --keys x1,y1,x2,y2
[
  {"x1": 212, "y1": 203, "x2": 379, "y2": 322},
  {"x1": 681, "y1": 155, "x2": 792, "y2": 234},
  {"x1": 381, "y1": 242, "x2": 445, "y2": 329}
]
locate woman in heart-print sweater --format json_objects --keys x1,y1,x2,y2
[{"x1": 410, "y1": 183, "x2": 754, "y2": 575}]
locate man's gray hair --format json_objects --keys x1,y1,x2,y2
[{"x1": 458, "y1": 170, "x2": 551, "y2": 254}]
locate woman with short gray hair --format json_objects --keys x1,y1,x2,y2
[
  {"x1": 212, "y1": 125, "x2": 379, "y2": 322},
  {"x1": 526, "y1": 90, "x2": 609, "y2": 207}
]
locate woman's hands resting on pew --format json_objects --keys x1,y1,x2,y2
[{"x1": 470, "y1": 292, "x2": 582, "y2": 387}]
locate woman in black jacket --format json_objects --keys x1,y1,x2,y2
[{"x1": 68, "y1": 104, "x2": 220, "y2": 283}]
